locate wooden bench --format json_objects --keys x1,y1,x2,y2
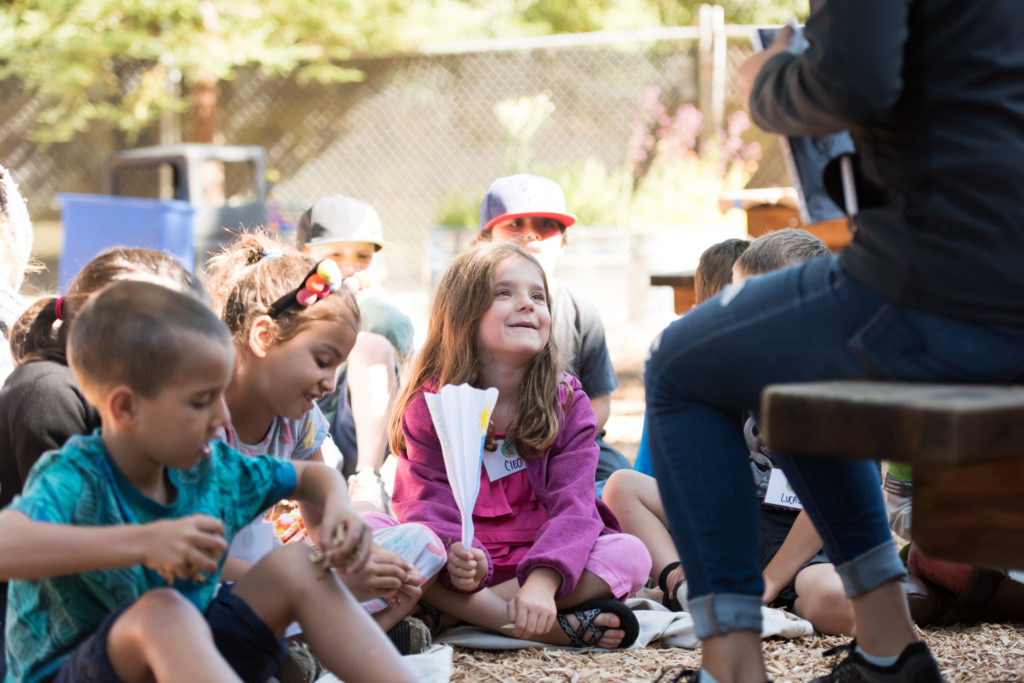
[
  {"x1": 761, "y1": 381, "x2": 1024, "y2": 569},
  {"x1": 746, "y1": 207, "x2": 853, "y2": 253},
  {"x1": 649, "y1": 270, "x2": 696, "y2": 315}
]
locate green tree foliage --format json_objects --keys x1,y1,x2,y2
[
  {"x1": 421, "y1": 0, "x2": 805, "y2": 37},
  {"x1": 650, "y1": 0, "x2": 806, "y2": 27},
  {"x1": 0, "y1": 0, "x2": 806, "y2": 142},
  {"x1": 0, "y1": 0, "x2": 413, "y2": 142}
]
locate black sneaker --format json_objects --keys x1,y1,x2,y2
[
  {"x1": 653, "y1": 667, "x2": 700, "y2": 683},
  {"x1": 811, "y1": 640, "x2": 944, "y2": 682}
]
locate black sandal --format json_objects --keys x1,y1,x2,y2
[
  {"x1": 555, "y1": 597, "x2": 640, "y2": 649},
  {"x1": 658, "y1": 561, "x2": 684, "y2": 612}
]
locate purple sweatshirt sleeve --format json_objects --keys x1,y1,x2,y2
[
  {"x1": 518, "y1": 377, "x2": 612, "y2": 601},
  {"x1": 391, "y1": 389, "x2": 494, "y2": 592}
]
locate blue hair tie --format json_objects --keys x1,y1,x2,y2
[{"x1": 263, "y1": 249, "x2": 283, "y2": 260}]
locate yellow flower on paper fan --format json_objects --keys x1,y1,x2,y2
[{"x1": 478, "y1": 405, "x2": 493, "y2": 431}]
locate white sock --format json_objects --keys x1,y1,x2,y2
[{"x1": 855, "y1": 644, "x2": 900, "y2": 667}]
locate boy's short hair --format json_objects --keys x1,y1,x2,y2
[
  {"x1": 296, "y1": 195, "x2": 391, "y2": 252},
  {"x1": 68, "y1": 280, "x2": 232, "y2": 398},
  {"x1": 695, "y1": 238, "x2": 751, "y2": 303},
  {"x1": 735, "y1": 228, "x2": 830, "y2": 277}
]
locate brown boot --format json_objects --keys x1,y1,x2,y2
[{"x1": 902, "y1": 574, "x2": 951, "y2": 626}]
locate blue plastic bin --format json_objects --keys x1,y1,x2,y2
[{"x1": 58, "y1": 194, "x2": 196, "y2": 293}]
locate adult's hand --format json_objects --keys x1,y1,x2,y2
[{"x1": 737, "y1": 21, "x2": 797, "y2": 110}]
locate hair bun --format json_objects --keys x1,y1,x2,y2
[{"x1": 245, "y1": 245, "x2": 265, "y2": 266}]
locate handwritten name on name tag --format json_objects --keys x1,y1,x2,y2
[
  {"x1": 764, "y1": 468, "x2": 803, "y2": 510},
  {"x1": 482, "y1": 439, "x2": 526, "y2": 482}
]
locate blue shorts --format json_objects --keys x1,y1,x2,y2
[{"x1": 50, "y1": 584, "x2": 287, "y2": 683}]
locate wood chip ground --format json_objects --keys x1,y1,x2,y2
[{"x1": 450, "y1": 623, "x2": 1024, "y2": 682}]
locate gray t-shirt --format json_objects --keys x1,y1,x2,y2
[{"x1": 549, "y1": 278, "x2": 618, "y2": 399}]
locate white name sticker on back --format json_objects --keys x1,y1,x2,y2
[
  {"x1": 765, "y1": 468, "x2": 803, "y2": 510},
  {"x1": 481, "y1": 439, "x2": 526, "y2": 483}
]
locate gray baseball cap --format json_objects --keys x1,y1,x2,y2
[{"x1": 296, "y1": 195, "x2": 392, "y2": 251}]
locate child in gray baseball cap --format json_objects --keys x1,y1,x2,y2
[{"x1": 296, "y1": 195, "x2": 414, "y2": 515}]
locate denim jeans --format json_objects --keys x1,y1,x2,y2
[{"x1": 644, "y1": 254, "x2": 1024, "y2": 638}]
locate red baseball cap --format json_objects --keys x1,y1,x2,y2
[{"x1": 478, "y1": 174, "x2": 577, "y2": 233}]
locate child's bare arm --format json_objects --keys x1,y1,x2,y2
[
  {"x1": 590, "y1": 394, "x2": 612, "y2": 431},
  {"x1": 0, "y1": 509, "x2": 226, "y2": 581},
  {"x1": 510, "y1": 567, "x2": 561, "y2": 639},
  {"x1": 291, "y1": 459, "x2": 371, "y2": 574},
  {"x1": 762, "y1": 510, "x2": 824, "y2": 603},
  {"x1": 294, "y1": 447, "x2": 331, "y2": 541}
]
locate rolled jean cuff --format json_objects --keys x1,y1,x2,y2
[
  {"x1": 688, "y1": 593, "x2": 763, "y2": 639},
  {"x1": 835, "y1": 540, "x2": 907, "y2": 598}
]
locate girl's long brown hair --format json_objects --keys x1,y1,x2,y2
[{"x1": 389, "y1": 242, "x2": 567, "y2": 459}]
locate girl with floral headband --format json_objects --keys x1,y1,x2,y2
[{"x1": 204, "y1": 232, "x2": 445, "y2": 654}]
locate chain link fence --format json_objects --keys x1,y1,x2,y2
[{"x1": 1, "y1": 27, "x2": 786, "y2": 297}]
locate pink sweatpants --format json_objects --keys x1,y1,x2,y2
[{"x1": 489, "y1": 532, "x2": 652, "y2": 600}]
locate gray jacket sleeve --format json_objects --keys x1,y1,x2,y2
[{"x1": 750, "y1": 0, "x2": 911, "y2": 136}]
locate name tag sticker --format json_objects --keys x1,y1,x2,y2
[
  {"x1": 764, "y1": 468, "x2": 803, "y2": 510},
  {"x1": 482, "y1": 439, "x2": 526, "y2": 482}
]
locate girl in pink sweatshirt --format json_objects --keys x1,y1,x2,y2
[{"x1": 389, "y1": 242, "x2": 650, "y2": 649}]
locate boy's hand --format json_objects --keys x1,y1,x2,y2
[
  {"x1": 316, "y1": 508, "x2": 372, "y2": 575},
  {"x1": 447, "y1": 541, "x2": 486, "y2": 591},
  {"x1": 144, "y1": 514, "x2": 226, "y2": 583}
]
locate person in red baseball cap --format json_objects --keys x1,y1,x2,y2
[{"x1": 477, "y1": 174, "x2": 630, "y2": 491}]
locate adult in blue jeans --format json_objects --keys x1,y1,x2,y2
[{"x1": 645, "y1": 1, "x2": 1024, "y2": 682}]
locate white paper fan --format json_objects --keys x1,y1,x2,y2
[{"x1": 424, "y1": 383, "x2": 499, "y2": 548}]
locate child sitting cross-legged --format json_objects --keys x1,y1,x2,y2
[
  {"x1": 205, "y1": 232, "x2": 445, "y2": 655},
  {"x1": 389, "y1": 242, "x2": 651, "y2": 649},
  {"x1": 0, "y1": 280, "x2": 415, "y2": 683}
]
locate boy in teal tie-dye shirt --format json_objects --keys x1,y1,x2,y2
[{"x1": 0, "y1": 281, "x2": 414, "y2": 683}]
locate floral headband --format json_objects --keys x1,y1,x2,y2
[{"x1": 266, "y1": 260, "x2": 344, "y2": 318}]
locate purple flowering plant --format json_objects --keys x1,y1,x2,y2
[{"x1": 623, "y1": 85, "x2": 761, "y2": 227}]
